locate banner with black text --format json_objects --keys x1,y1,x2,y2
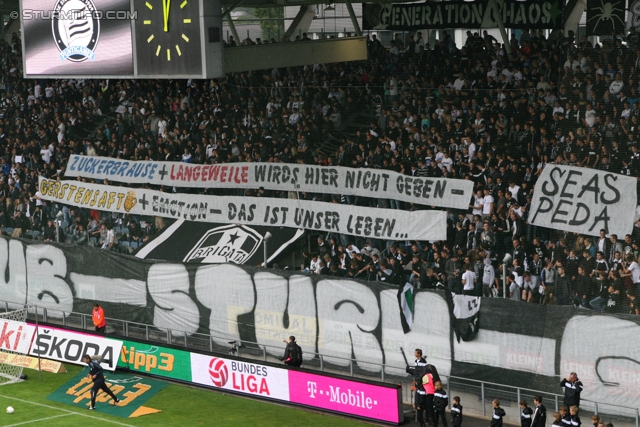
[
  {"x1": 63, "y1": 155, "x2": 474, "y2": 210},
  {"x1": 38, "y1": 178, "x2": 447, "y2": 241},
  {"x1": 528, "y1": 165, "x2": 636, "y2": 237},
  {"x1": 362, "y1": 0, "x2": 564, "y2": 31}
]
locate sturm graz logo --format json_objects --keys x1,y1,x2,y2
[{"x1": 52, "y1": 0, "x2": 100, "y2": 62}]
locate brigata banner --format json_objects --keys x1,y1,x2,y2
[
  {"x1": 190, "y1": 353, "x2": 402, "y2": 424},
  {"x1": 28, "y1": 324, "x2": 123, "y2": 371},
  {"x1": 64, "y1": 154, "x2": 473, "y2": 210},
  {"x1": 362, "y1": 0, "x2": 564, "y2": 31},
  {"x1": 38, "y1": 178, "x2": 447, "y2": 240},
  {"x1": 528, "y1": 165, "x2": 637, "y2": 237}
]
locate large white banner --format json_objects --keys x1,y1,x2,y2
[
  {"x1": 529, "y1": 165, "x2": 637, "y2": 237},
  {"x1": 39, "y1": 178, "x2": 447, "y2": 241},
  {"x1": 64, "y1": 155, "x2": 474, "y2": 210}
]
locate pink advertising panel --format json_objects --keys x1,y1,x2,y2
[{"x1": 288, "y1": 370, "x2": 402, "y2": 424}]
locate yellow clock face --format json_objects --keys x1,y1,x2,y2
[{"x1": 135, "y1": 0, "x2": 202, "y2": 75}]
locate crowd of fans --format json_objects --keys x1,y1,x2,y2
[{"x1": 1, "y1": 26, "x2": 640, "y2": 313}]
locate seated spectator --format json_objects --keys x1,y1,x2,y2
[
  {"x1": 43, "y1": 219, "x2": 56, "y2": 242},
  {"x1": 73, "y1": 224, "x2": 88, "y2": 246}
]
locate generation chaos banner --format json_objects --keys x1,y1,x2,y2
[{"x1": 362, "y1": 0, "x2": 564, "y2": 31}]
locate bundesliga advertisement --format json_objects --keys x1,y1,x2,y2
[{"x1": 190, "y1": 353, "x2": 402, "y2": 424}]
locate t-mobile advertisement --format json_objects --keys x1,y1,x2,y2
[
  {"x1": 288, "y1": 370, "x2": 402, "y2": 423},
  {"x1": 189, "y1": 353, "x2": 402, "y2": 424}
]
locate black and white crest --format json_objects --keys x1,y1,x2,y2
[
  {"x1": 183, "y1": 224, "x2": 263, "y2": 264},
  {"x1": 631, "y1": 0, "x2": 640, "y2": 29},
  {"x1": 587, "y1": 0, "x2": 625, "y2": 35},
  {"x1": 52, "y1": 0, "x2": 100, "y2": 62}
]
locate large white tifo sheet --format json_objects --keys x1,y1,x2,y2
[
  {"x1": 64, "y1": 154, "x2": 474, "y2": 210},
  {"x1": 39, "y1": 178, "x2": 447, "y2": 241},
  {"x1": 529, "y1": 165, "x2": 637, "y2": 237}
]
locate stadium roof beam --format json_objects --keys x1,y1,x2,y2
[
  {"x1": 284, "y1": 5, "x2": 313, "y2": 39},
  {"x1": 224, "y1": 36, "x2": 367, "y2": 72},
  {"x1": 221, "y1": 0, "x2": 248, "y2": 19},
  {"x1": 344, "y1": 0, "x2": 361, "y2": 36},
  {"x1": 224, "y1": 7, "x2": 241, "y2": 45}
]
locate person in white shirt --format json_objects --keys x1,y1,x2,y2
[
  {"x1": 552, "y1": 102, "x2": 565, "y2": 116},
  {"x1": 45, "y1": 84, "x2": 55, "y2": 99},
  {"x1": 101, "y1": 224, "x2": 116, "y2": 251},
  {"x1": 440, "y1": 152, "x2": 453, "y2": 172},
  {"x1": 453, "y1": 74, "x2": 465, "y2": 91},
  {"x1": 609, "y1": 74, "x2": 624, "y2": 96},
  {"x1": 583, "y1": 103, "x2": 597, "y2": 128},
  {"x1": 345, "y1": 244, "x2": 360, "y2": 258},
  {"x1": 624, "y1": 254, "x2": 640, "y2": 296},
  {"x1": 289, "y1": 108, "x2": 300, "y2": 126},
  {"x1": 40, "y1": 145, "x2": 53, "y2": 164},
  {"x1": 309, "y1": 254, "x2": 321, "y2": 274},
  {"x1": 470, "y1": 190, "x2": 484, "y2": 217},
  {"x1": 461, "y1": 264, "x2": 477, "y2": 295},
  {"x1": 508, "y1": 181, "x2": 521, "y2": 200},
  {"x1": 482, "y1": 188, "x2": 494, "y2": 219},
  {"x1": 468, "y1": 141, "x2": 476, "y2": 161}
]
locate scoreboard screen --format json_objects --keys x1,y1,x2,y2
[{"x1": 20, "y1": 0, "x2": 223, "y2": 78}]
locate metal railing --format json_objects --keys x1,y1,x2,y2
[{"x1": 4, "y1": 301, "x2": 639, "y2": 427}]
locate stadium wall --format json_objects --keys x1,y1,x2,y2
[{"x1": 1, "y1": 236, "x2": 639, "y2": 410}]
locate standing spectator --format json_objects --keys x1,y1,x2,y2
[
  {"x1": 451, "y1": 396, "x2": 463, "y2": 427},
  {"x1": 433, "y1": 381, "x2": 449, "y2": 427},
  {"x1": 531, "y1": 396, "x2": 547, "y2": 427},
  {"x1": 552, "y1": 412, "x2": 564, "y2": 427},
  {"x1": 541, "y1": 260, "x2": 557, "y2": 304},
  {"x1": 520, "y1": 400, "x2": 533, "y2": 427},
  {"x1": 92, "y1": 303, "x2": 106, "y2": 334},
  {"x1": 554, "y1": 266, "x2": 571, "y2": 306},
  {"x1": 281, "y1": 336, "x2": 302, "y2": 367},
  {"x1": 569, "y1": 406, "x2": 582, "y2": 427},
  {"x1": 489, "y1": 399, "x2": 506, "y2": 427},
  {"x1": 560, "y1": 373, "x2": 584, "y2": 408},
  {"x1": 623, "y1": 254, "x2": 640, "y2": 296},
  {"x1": 462, "y1": 263, "x2": 476, "y2": 295},
  {"x1": 483, "y1": 258, "x2": 498, "y2": 297}
]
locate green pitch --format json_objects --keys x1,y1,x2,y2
[{"x1": 0, "y1": 365, "x2": 374, "y2": 426}]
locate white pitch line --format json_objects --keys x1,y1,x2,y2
[
  {"x1": 0, "y1": 394, "x2": 136, "y2": 427},
  {"x1": 3, "y1": 413, "x2": 74, "y2": 427}
]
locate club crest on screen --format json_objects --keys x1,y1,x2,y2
[{"x1": 51, "y1": 0, "x2": 100, "y2": 62}]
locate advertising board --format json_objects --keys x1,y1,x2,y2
[
  {"x1": 118, "y1": 339, "x2": 192, "y2": 381},
  {"x1": 27, "y1": 324, "x2": 123, "y2": 371},
  {"x1": 189, "y1": 352, "x2": 402, "y2": 424}
]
